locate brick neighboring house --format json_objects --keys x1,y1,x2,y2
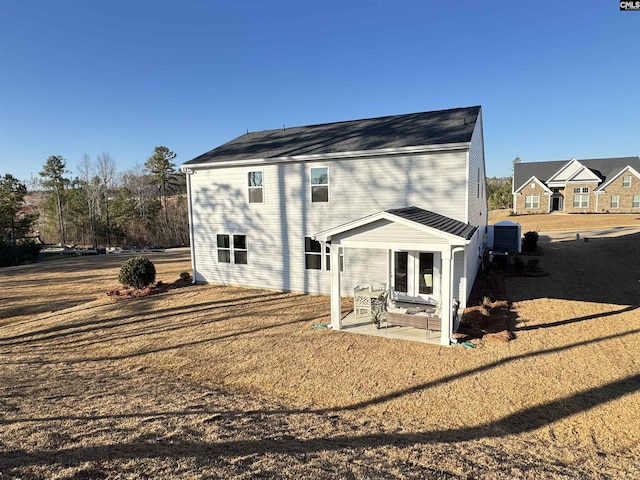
[{"x1": 513, "y1": 157, "x2": 640, "y2": 214}]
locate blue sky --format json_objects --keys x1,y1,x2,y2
[{"x1": 0, "y1": 0, "x2": 638, "y2": 183}]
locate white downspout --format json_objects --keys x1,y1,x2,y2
[
  {"x1": 184, "y1": 168, "x2": 197, "y2": 284},
  {"x1": 449, "y1": 246, "x2": 465, "y2": 345}
]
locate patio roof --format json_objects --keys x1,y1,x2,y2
[{"x1": 314, "y1": 206, "x2": 477, "y2": 244}]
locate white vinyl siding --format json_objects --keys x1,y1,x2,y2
[
  {"x1": 467, "y1": 112, "x2": 487, "y2": 229},
  {"x1": 188, "y1": 141, "x2": 476, "y2": 295}
]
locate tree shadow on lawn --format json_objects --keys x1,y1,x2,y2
[
  {"x1": 2, "y1": 370, "x2": 639, "y2": 472},
  {"x1": 0, "y1": 290, "x2": 305, "y2": 347}
]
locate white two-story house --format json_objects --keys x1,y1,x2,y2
[{"x1": 181, "y1": 106, "x2": 488, "y2": 345}]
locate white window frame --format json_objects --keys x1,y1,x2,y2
[
  {"x1": 232, "y1": 235, "x2": 248, "y2": 265},
  {"x1": 304, "y1": 238, "x2": 343, "y2": 271},
  {"x1": 217, "y1": 234, "x2": 231, "y2": 263},
  {"x1": 310, "y1": 167, "x2": 329, "y2": 203},
  {"x1": 573, "y1": 187, "x2": 589, "y2": 208},
  {"x1": 525, "y1": 194, "x2": 540, "y2": 209},
  {"x1": 304, "y1": 236, "x2": 323, "y2": 270},
  {"x1": 623, "y1": 175, "x2": 632, "y2": 188},
  {"x1": 217, "y1": 234, "x2": 248, "y2": 264},
  {"x1": 633, "y1": 195, "x2": 640, "y2": 208},
  {"x1": 248, "y1": 171, "x2": 264, "y2": 204},
  {"x1": 611, "y1": 195, "x2": 620, "y2": 209}
]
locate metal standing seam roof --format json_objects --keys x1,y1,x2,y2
[
  {"x1": 513, "y1": 157, "x2": 640, "y2": 191},
  {"x1": 387, "y1": 206, "x2": 478, "y2": 240},
  {"x1": 183, "y1": 106, "x2": 481, "y2": 166}
]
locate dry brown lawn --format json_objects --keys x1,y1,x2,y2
[
  {"x1": 1, "y1": 220, "x2": 640, "y2": 478},
  {"x1": 488, "y1": 211, "x2": 640, "y2": 233}
]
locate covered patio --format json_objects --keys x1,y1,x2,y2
[{"x1": 314, "y1": 207, "x2": 477, "y2": 346}]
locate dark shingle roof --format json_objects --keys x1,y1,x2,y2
[
  {"x1": 387, "y1": 206, "x2": 477, "y2": 240},
  {"x1": 184, "y1": 106, "x2": 481, "y2": 166},
  {"x1": 513, "y1": 157, "x2": 640, "y2": 191}
]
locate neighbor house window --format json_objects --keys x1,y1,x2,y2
[
  {"x1": 217, "y1": 234, "x2": 248, "y2": 264},
  {"x1": 611, "y1": 195, "x2": 620, "y2": 209},
  {"x1": 573, "y1": 187, "x2": 589, "y2": 208},
  {"x1": 248, "y1": 171, "x2": 263, "y2": 203},
  {"x1": 310, "y1": 167, "x2": 329, "y2": 202},
  {"x1": 623, "y1": 175, "x2": 632, "y2": 188},
  {"x1": 525, "y1": 195, "x2": 539, "y2": 209},
  {"x1": 633, "y1": 195, "x2": 640, "y2": 208}
]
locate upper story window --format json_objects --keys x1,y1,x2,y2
[
  {"x1": 217, "y1": 234, "x2": 248, "y2": 264},
  {"x1": 633, "y1": 195, "x2": 640, "y2": 208},
  {"x1": 573, "y1": 187, "x2": 589, "y2": 194},
  {"x1": 623, "y1": 175, "x2": 632, "y2": 188},
  {"x1": 310, "y1": 167, "x2": 329, "y2": 203},
  {"x1": 248, "y1": 171, "x2": 263, "y2": 203}
]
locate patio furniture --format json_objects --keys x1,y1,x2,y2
[
  {"x1": 385, "y1": 303, "x2": 441, "y2": 339},
  {"x1": 353, "y1": 283, "x2": 386, "y2": 319},
  {"x1": 371, "y1": 289, "x2": 390, "y2": 328}
]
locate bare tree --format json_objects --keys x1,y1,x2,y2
[
  {"x1": 97, "y1": 153, "x2": 116, "y2": 247},
  {"x1": 77, "y1": 154, "x2": 101, "y2": 248}
]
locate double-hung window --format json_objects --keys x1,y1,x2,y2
[
  {"x1": 611, "y1": 195, "x2": 620, "y2": 209},
  {"x1": 248, "y1": 171, "x2": 263, "y2": 203},
  {"x1": 633, "y1": 195, "x2": 640, "y2": 208},
  {"x1": 304, "y1": 237, "x2": 343, "y2": 271},
  {"x1": 622, "y1": 175, "x2": 632, "y2": 188},
  {"x1": 525, "y1": 194, "x2": 539, "y2": 209},
  {"x1": 217, "y1": 234, "x2": 248, "y2": 264},
  {"x1": 304, "y1": 237, "x2": 323, "y2": 270},
  {"x1": 573, "y1": 187, "x2": 589, "y2": 208},
  {"x1": 310, "y1": 167, "x2": 329, "y2": 203}
]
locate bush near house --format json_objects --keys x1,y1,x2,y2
[{"x1": 118, "y1": 256, "x2": 156, "y2": 289}]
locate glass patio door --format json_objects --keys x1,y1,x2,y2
[{"x1": 393, "y1": 251, "x2": 435, "y2": 303}]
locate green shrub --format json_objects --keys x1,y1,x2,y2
[
  {"x1": 180, "y1": 271, "x2": 191, "y2": 282},
  {"x1": 118, "y1": 256, "x2": 156, "y2": 289}
]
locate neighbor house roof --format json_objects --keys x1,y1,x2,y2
[
  {"x1": 513, "y1": 157, "x2": 640, "y2": 191},
  {"x1": 183, "y1": 106, "x2": 481, "y2": 167}
]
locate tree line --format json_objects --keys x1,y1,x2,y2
[{"x1": 1, "y1": 146, "x2": 189, "y2": 266}]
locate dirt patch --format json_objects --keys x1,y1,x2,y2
[{"x1": 1, "y1": 234, "x2": 640, "y2": 478}]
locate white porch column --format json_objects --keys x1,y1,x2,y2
[
  {"x1": 330, "y1": 245, "x2": 342, "y2": 330},
  {"x1": 440, "y1": 248, "x2": 452, "y2": 346}
]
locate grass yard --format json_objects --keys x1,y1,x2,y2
[{"x1": 1, "y1": 216, "x2": 640, "y2": 478}]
